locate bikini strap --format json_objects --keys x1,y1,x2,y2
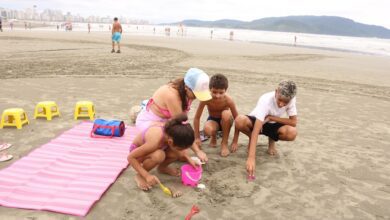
[
  {"x1": 146, "y1": 98, "x2": 171, "y2": 118},
  {"x1": 146, "y1": 98, "x2": 153, "y2": 111}
]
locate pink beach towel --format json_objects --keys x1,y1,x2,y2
[{"x1": 0, "y1": 122, "x2": 137, "y2": 216}]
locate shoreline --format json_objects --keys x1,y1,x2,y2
[
  {"x1": 249, "y1": 39, "x2": 385, "y2": 57},
  {"x1": 2, "y1": 24, "x2": 389, "y2": 57}
]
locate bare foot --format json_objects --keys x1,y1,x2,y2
[
  {"x1": 230, "y1": 142, "x2": 238, "y2": 153},
  {"x1": 267, "y1": 146, "x2": 278, "y2": 156},
  {"x1": 171, "y1": 189, "x2": 183, "y2": 198},
  {"x1": 220, "y1": 143, "x2": 230, "y2": 157},
  {"x1": 209, "y1": 136, "x2": 217, "y2": 148},
  {"x1": 134, "y1": 174, "x2": 151, "y2": 191},
  {"x1": 158, "y1": 166, "x2": 180, "y2": 177}
]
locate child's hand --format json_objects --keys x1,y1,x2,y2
[
  {"x1": 196, "y1": 150, "x2": 208, "y2": 163},
  {"x1": 246, "y1": 157, "x2": 256, "y2": 177},
  {"x1": 190, "y1": 156, "x2": 203, "y2": 166},
  {"x1": 145, "y1": 175, "x2": 160, "y2": 187},
  {"x1": 188, "y1": 158, "x2": 201, "y2": 169}
]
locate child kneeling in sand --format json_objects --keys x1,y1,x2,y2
[
  {"x1": 193, "y1": 74, "x2": 239, "y2": 157},
  {"x1": 128, "y1": 114, "x2": 199, "y2": 195},
  {"x1": 233, "y1": 80, "x2": 298, "y2": 177}
]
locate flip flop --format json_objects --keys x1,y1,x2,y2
[
  {"x1": 0, "y1": 143, "x2": 12, "y2": 151},
  {"x1": 199, "y1": 130, "x2": 209, "y2": 142},
  {"x1": 0, "y1": 154, "x2": 13, "y2": 162}
]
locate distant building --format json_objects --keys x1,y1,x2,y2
[{"x1": 0, "y1": 6, "x2": 150, "y2": 24}]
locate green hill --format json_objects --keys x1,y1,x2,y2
[{"x1": 165, "y1": 16, "x2": 390, "y2": 38}]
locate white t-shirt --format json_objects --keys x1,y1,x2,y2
[{"x1": 249, "y1": 91, "x2": 297, "y2": 122}]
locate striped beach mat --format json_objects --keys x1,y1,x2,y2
[{"x1": 0, "y1": 122, "x2": 137, "y2": 216}]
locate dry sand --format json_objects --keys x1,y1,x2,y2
[{"x1": 1, "y1": 30, "x2": 390, "y2": 220}]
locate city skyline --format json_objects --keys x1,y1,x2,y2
[
  {"x1": 1, "y1": 0, "x2": 390, "y2": 28},
  {"x1": 0, "y1": 7, "x2": 149, "y2": 24}
]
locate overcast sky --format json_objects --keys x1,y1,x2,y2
[{"x1": 2, "y1": 0, "x2": 390, "y2": 28}]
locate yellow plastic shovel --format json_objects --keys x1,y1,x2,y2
[{"x1": 159, "y1": 183, "x2": 172, "y2": 197}]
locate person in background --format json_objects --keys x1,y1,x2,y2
[
  {"x1": 111, "y1": 17, "x2": 122, "y2": 53},
  {"x1": 229, "y1": 31, "x2": 234, "y2": 41}
]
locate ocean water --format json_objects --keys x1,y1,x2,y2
[{"x1": 34, "y1": 22, "x2": 390, "y2": 56}]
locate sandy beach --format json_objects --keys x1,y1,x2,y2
[{"x1": 1, "y1": 30, "x2": 390, "y2": 220}]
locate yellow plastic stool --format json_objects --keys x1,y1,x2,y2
[
  {"x1": 0, "y1": 108, "x2": 29, "y2": 129},
  {"x1": 74, "y1": 101, "x2": 95, "y2": 120},
  {"x1": 34, "y1": 101, "x2": 60, "y2": 121}
]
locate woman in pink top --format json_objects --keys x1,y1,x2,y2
[{"x1": 135, "y1": 68, "x2": 212, "y2": 163}]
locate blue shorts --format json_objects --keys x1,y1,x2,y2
[{"x1": 112, "y1": 32, "x2": 121, "y2": 42}]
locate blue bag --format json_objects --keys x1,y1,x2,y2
[{"x1": 91, "y1": 119, "x2": 125, "y2": 138}]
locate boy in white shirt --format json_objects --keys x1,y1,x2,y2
[{"x1": 233, "y1": 80, "x2": 298, "y2": 178}]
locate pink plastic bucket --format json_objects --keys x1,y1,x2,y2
[{"x1": 181, "y1": 164, "x2": 202, "y2": 187}]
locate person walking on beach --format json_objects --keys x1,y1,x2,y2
[
  {"x1": 111, "y1": 17, "x2": 122, "y2": 53},
  {"x1": 233, "y1": 80, "x2": 298, "y2": 179},
  {"x1": 210, "y1": 29, "x2": 213, "y2": 39},
  {"x1": 229, "y1": 31, "x2": 234, "y2": 41},
  {"x1": 179, "y1": 23, "x2": 184, "y2": 36},
  {"x1": 88, "y1": 22, "x2": 91, "y2": 33},
  {"x1": 294, "y1": 36, "x2": 297, "y2": 46},
  {"x1": 165, "y1": 27, "x2": 171, "y2": 36},
  {"x1": 0, "y1": 17, "x2": 3, "y2": 32}
]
